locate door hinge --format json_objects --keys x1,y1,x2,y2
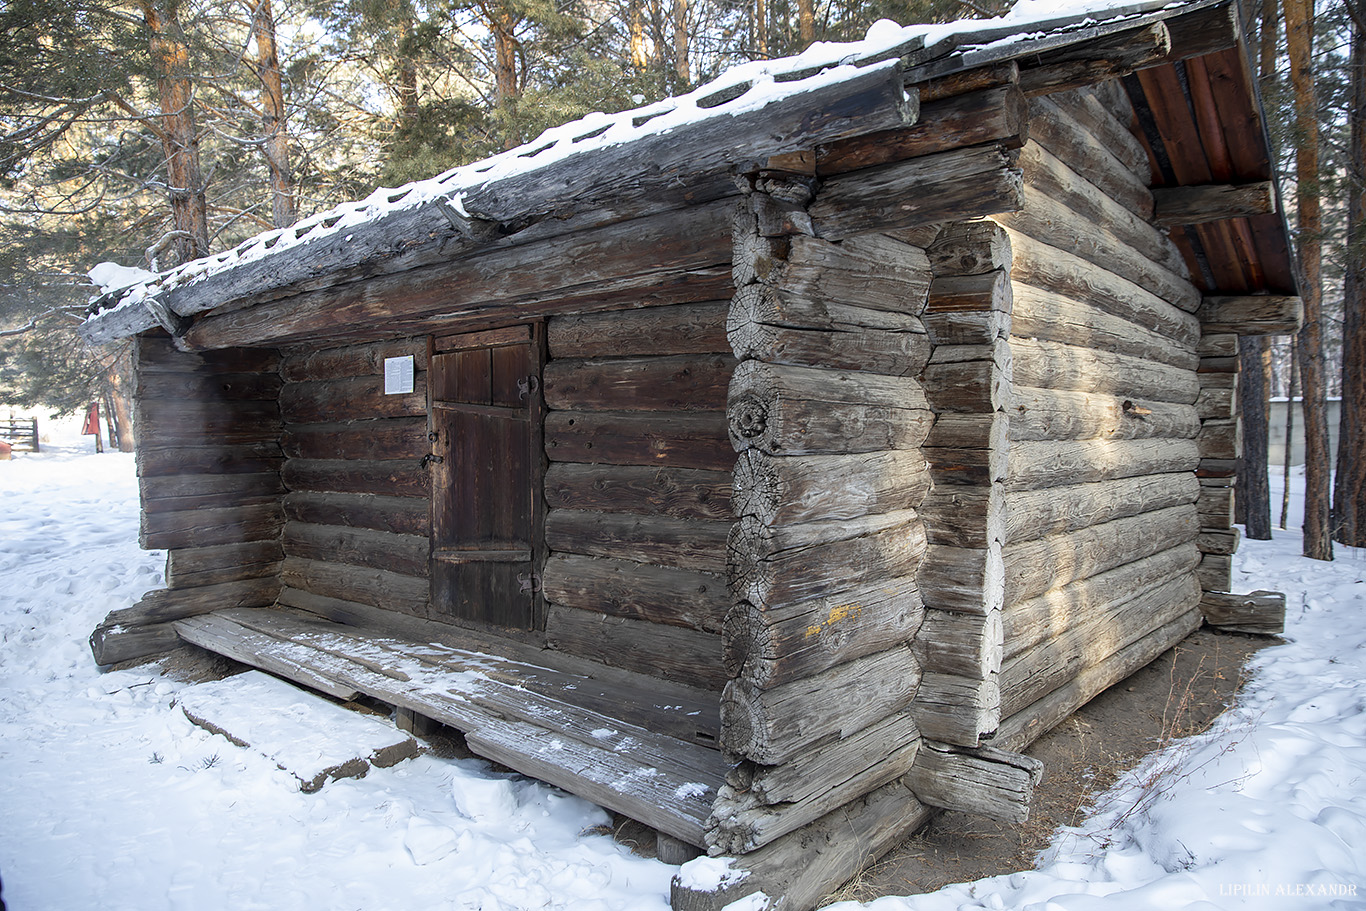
[
  {"x1": 518, "y1": 375, "x2": 540, "y2": 400},
  {"x1": 517, "y1": 572, "x2": 542, "y2": 594}
]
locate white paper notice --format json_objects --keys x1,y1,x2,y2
[{"x1": 384, "y1": 355, "x2": 415, "y2": 395}]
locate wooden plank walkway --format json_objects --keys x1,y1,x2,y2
[{"x1": 173, "y1": 607, "x2": 724, "y2": 846}]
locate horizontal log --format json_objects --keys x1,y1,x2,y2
[
  {"x1": 282, "y1": 459, "x2": 430, "y2": 498},
  {"x1": 283, "y1": 491, "x2": 429, "y2": 536},
  {"x1": 280, "y1": 374, "x2": 427, "y2": 423},
  {"x1": 1028, "y1": 94, "x2": 1152, "y2": 219},
  {"x1": 135, "y1": 371, "x2": 282, "y2": 402},
  {"x1": 281, "y1": 338, "x2": 429, "y2": 382},
  {"x1": 810, "y1": 143, "x2": 1023, "y2": 241},
  {"x1": 1198, "y1": 295, "x2": 1303, "y2": 335},
  {"x1": 1003, "y1": 472, "x2": 1200, "y2": 545},
  {"x1": 1197, "y1": 553, "x2": 1233, "y2": 592},
  {"x1": 101, "y1": 577, "x2": 282, "y2": 630},
  {"x1": 916, "y1": 544, "x2": 1004, "y2": 615},
  {"x1": 1015, "y1": 21, "x2": 1172, "y2": 96},
  {"x1": 543, "y1": 354, "x2": 735, "y2": 412},
  {"x1": 1195, "y1": 385, "x2": 1236, "y2": 420},
  {"x1": 546, "y1": 301, "x2": 730, "y2": 358},
  {"x1": 279, "y1": 555, "x2": 429, "y2": 617},
  {"x1": 727, "y1": 360, "x2": 933, "y2": 455},
  {"x1": 544, "y1": 410, "x2": 732, "y2": 471},
  {"x1": 726, "y1": 285, "x2": 930, "y2": 375},
  {"x1": 732, "y1": 449, "x2": 931, "y2": 526},
  {"x1": 1200, "y1": 590, "x2": 1285, "y2": 635},
  {"x1": 544, "y1": 462, "x2": 732, "y2": 521},
  {"x1": 141, "y1": 471, "x2": 285, "y2": 513},
  {"x1": 140, "y1": 502, "x2": 284, "y2": 550},
  {"x1": 926, "y1": 220, "x2": 1012, "y2": 277},
  {"x1": 1198, "y1": 418, "x2": 1242, "y2": 460},
  {"x1": 1049, "y1": 87, "x2": 1149, "y2": 178},
  {"x1": 721, "y1": 645, "x2": 921, "y2": 764},
  {"x1": 920, "y1": 358, "x2": 1010, "y2": 415},
  {"x1": 920, "y1": 445, "x2": 1007, "y2": 491},
  {"x1": 1011, "y1": 337, "x2": 1199, "y2": 404},
  {"x1": 918, "y1": 482, "x2": 1003, "y2": 549},
  {"x1": 1003, "y1": 505, "x2": 1200, "y2": 605},
  {"x1": 545, "y1": 508, "x2": 730, "y2": 573},
  {"x1": 1197, "y1": 485, "x2": 1234, "y2": 526},
  {"x1": 542, "y1": 553, "x2": 728, "y2": 633},
  {"x1": 736, "y1": 231, "x2": 932, "y2": 312},
  {"x1": 1010, "y1": 283, "x2": 1198, "y2": 371},
  {"x1": 925, "y1": 269, "x2": 1012, "y2": 314},
  {"x1": 914, "y1": 607, "x2": 1002, "y2": 678},
  {"x1": 544, "y1": 605, "x2": 724, "y2": 692},
  {"x1": 137, "y1": 442, "x2": 284, "y2": 479},
  {"x1": 724, "y1": 577, "x2": 924, "y2": 688},
  {"x1": 1152, "y1": 181, "x2": 1277, "y2": 227},
  {"x1": 923, "y1": 410, "x2": 1008, "y2": 450},
  {"x1": 908, "y1": 672, "x2": 1000, "y2": 747},
  {"x1": 136, "y1": 399, "x2": 281, "y2": 445},
  {"x1": 283, "y1": 522, "x2": 429, "y2": 578},
  {"x1": 1197, "y1": 527, "x2": 1241, "y2": 555},
  {"x1": 1198, "y1": 332, "x2": 1240, "y2": 357},
  {"x1": 90, "y1": 620, "x2": 182, "y2": 666},
  {"x1": 281, "y1": 417, "x2": 428, "y2": 461},
  {"x1": 166, "y1": 541, "x2": 284, "y2": 589},
  {"x1": 907, "y1": 741, "x2": 1043, "y2": 823},
  {"x1": 137, "y1": 337, "x2": 280, "y2": 375},
  {"x1": 1010, "y1": 385, "x2": 1201, "y2": 442},
  {"x1": 1004, "y1": 438, "x2": 1200, "y2": 491},
  {"x1": 921, "y1": 309, "x2": 1010, "y2": 347},
  {"x1": 727, "y1": 510, "x2": 927, "y2": 611}
]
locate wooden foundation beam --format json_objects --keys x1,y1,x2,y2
[{"x1": 1200, "y1": 590, "x2": 1286, "y2": 635}]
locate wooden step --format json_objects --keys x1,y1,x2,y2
[{"x1": 172, "y1": 607, "x2": 725, "y2": 846}]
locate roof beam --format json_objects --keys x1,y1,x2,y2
[
  {"x1": 1198, "y1": 294, "x2": 1302, "y2": 334},
  {"x1": 1152, "y1": 181, "x2": 1277, "y2": 227}
]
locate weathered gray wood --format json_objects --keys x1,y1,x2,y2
[
  {"x1": 1011, "y1": 337, "x2": 1199, "y2": 404},
  {"x1": 1003, "y1": 505, "x2": 1200, "y2": 605},
  {"x1": 1200, "y1": 590, "x2": 1285, "y2": 635},
  {"x1": 923, "y1": 411, "x2": 1008, "y2": 450},
  {"x1": 281, "y1": 337, "x2": 428, "y2": 382},
  {"x1": 544, "y1": 605, "x2": 725, "y2": 691},
  {"x1": 141, "y1": 471, "x2": 285, "y2": 513},
  {"x1": 546, "y1": 301, "x2": 730, "y2": 358},
  {"x1": 1004, "y1": 438, "x2": 1200, "y2": 491},
  {"x1": 280, "y1": 556, "x2": 430, "y2": 617},
  {"x1": 173, "y1": 612, "x2": 362, "y2": 700},
  {"x1": 919, "y1": 358, "x2": 1010, "y2": 414},
  {"x1": 1198, "y1": 331, "x2": 1240, "y2": 357},
  {"x1": 283, "y1": 523, "x2": 429, "y2": 578},
  {"x1": 731, "y1": 449, "x2": 931, "y2": 526},
  {"x1": 724, "y1": 577, "x2": 924, "y2": 688},
  {"x1": 656, "y1": 833, "x2": 703, "y2": 865},
  {"x1": 727, "y1": 510, "x2": 927, "y2": 611},
  {"x1": 1197, "y1": 485, "x2": 1234, "y2": 526},
  {"x1": 1051, "y1": 86, "x2": 1149, "y2": 177},
  {"x1": 726, "y1": 285, "x2": 931, "y2": 375},
  {"x1": 1010, "y1": 283, "x2": 1198, "y2": 370},
  {"x1": 920, "y1": 444, "x2": 1008, "y2": 492},
  {"x1": 1005, "y1": 544, "x2": 1202, "y2": 658},
  {"x1": 140, "y1": 502, "x2": 285, "y2": 550},
  {"x1": 283, "y1": 491, "x2": 430, "y2": 536},
  {"x1": 89, "y1": 620, "x2": 182, "y2": 666},
  {"x1": 918, "y1": 481, "x2": 1003, "y2": 549},
  {"x1": 721, "y1": 645, "x2": 921, "y2": 764},
  {"x1": 1014, "y1": 22, "x2": 1172, "y2": 96},
  {"x1": 545, "y1": 410, "x2": 733, "y2": 471},
  {"x1": 1028, "y1": 94, "x2": 1153, "y2": 219},
  {"x1": 727, "y1": 360, "x2": 933, "y2": 455},
  {"x1": 926, "y1": 220, "x2": 1012, "y2": 277},
  {"x1": 282, "y1": 459, "x2": 430, "y2": 498},
  {"x1": 925, "y1": 268, "x2": 1012, "y2": 315},
  {"x1": 101, "y1": 577, "x2": 281, "y2": 630},
  {"x1": 907, "y1": 741, "x2": 1043, "y2": 823},
  {"x1": 1198, "y1": 295, "x2": 1303, "y2": 335},
  {"x1": 1152, "y1": 181, "x2": 1277, "y2": 227},
  {"x1": 1197, "y1": 527, "x2": 1241, "y2": 555},
  {"x1": 544, "y1": 463, "x2": 732, "y2": 521},
  {"x1": 545, "y1": 508, "x2": 729, "y2": 573},
  {"x1": 810, "y1": 144, "x2": 1024, "y2": 241},
  {"x1": 542, "y1": 553, "x2": 729, "y2": 633},
  {"x1": 1010, "y1": 385, "x2": 1201, "y2": 442},
  {"x1": 921, "y1": 309, "x2": 1011, "y2": 347},
  {"x1": 136, "y1": 442, "x2": 284, "y2": 480},
  {"x1": 760, "y1": 233, "x2": 933, "y2": 313},
  {"x1": 166, "y1": 541, "x2": 284, "y2": 589},
  {"x1": 909, "y1": 672, "x2": 1000, "y2": 746},
  {"x1": 543, "y1": 354, "x2": 735, "y2": 412},
  {"x1": 1198, "y1": 418, "x2": 1242, "y2": 460},
  {"x1": 281, "y1": 418, "x2": 428, "y2": 461},
  {"x1": 1196, "y1": 553, "x2": 1233, "y2": 593},
  {"x1": 914, "y1": 607, "x2": 1002, "y2": 678},
  {"x1": 916, "y1": 544, "x2": 1003, "y2": 615},
  {"x1": 1003, "y1": 472, "x2": 1200, "y2": 545},
  {"x1": 1195, "y1": 385, "x2": 1237, "y2": 420}
]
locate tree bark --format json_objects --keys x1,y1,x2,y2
[
  {"x1": 106, "y1": 343, "x2": 137, "y2": 452},
  {"x1": 629, "y1": 0, "x2": 648, "y2": 69},
  {"x1": 248, "y1": 0, "x2": 294, "y2": 228},
  {"x1": 797, "y1": 0, "x2": 815, "y2": 46},
  {"x1": 1334, "y1": 6, "x2": 1366, "y2": 546},
  {"x1": 754, "y1": 0, "x2": 767, "y2": 57},
  {"x1": 141, "y1": 0, "x2": 209, "y2": 266},
  {"x1": 672, "y1": 0, "x2": 689, "y2": 89},
  {"x1": 1236, "y1": 337, "x2": 1272, "y2": 538},
  {"x1": 1284, "y1": 0, "x2": 1332, "y2": 560}
]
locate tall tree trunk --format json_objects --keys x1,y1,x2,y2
[
  {"x1": 249, "y1": 0, "x2": 294, "y2": 228},
  {"x1": 754, "y1": 0, "x2": 768, "y2": 57},
  {"x1": 1285, "y1": 0, "x2": 1332, "y2": 560},
  {"x1": 141, "y1": 0, "x2": 209, "y2": 266},
  {"x1": 106, "y1": 344, "x2": 137, "y2": 452},
  {"x1": 1281, "y1": 346, "x2": 1298, "y2": 529},
  {"x1": 1334, "y1": 4, "x2": 1366, "y2": 545},
  {"x1": 1237, "y1": 337, "x2": 1274, "y2": 538},
  {"x1": 673, "y1": 0, "x2": 689, "y2": 90},
  {"x1": 798, "y1": 0, "x2": 815, "y2": 46},
  {"x1": 629, "y1": 0, "x2": 648, "y2": 69}
]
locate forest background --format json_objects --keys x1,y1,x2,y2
[{"x1": 1, "y1": 0, "x2": 1363, "y2": 555}]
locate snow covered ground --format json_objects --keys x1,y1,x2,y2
[{"x1": 1, "y1": 441, "x2": 1364, "y2": 910}]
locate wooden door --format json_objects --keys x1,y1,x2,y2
[{"x1": 429, "y1": 325, "x2": 544, "y2": 630}]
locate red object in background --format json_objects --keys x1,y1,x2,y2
[{"x1": 81, "y1": 402, "x2": 100, "y2": 435}]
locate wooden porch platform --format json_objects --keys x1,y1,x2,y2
[{"x1": 173, "y1": 607, "x2": 725, "y2": 846}]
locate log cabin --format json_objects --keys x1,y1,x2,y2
[{"x1": 81, "y1": 0, "x2": 1298, "y2": 906}]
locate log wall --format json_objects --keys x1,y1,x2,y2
[
  {"x1": 993, "y1": 85, "x2": 1204, "y2": 752},
  {"x1": 273, "y1": 338, "x2": 434, "y2": 625},
  {"x1": 89, "y1": 335, "x2": 285, "y2": 664}
]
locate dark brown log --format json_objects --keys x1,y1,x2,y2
[
  {"x1": 731, "y1": 449, "x2": 931, "y2": 526},
  {"x1": 283, "y1": 522, "x2": 429, "y2": 578},
  {"x1": 544, "y1": 411, "x2": 733, "y2": 471},
  {"x1": 926, "y1": 221, "x2": 1012, "y2": 277},
  {"x1": 546, "y1": 302, "x2": 729, "y2": 358},
  {"x1": 724, "y1": 577, "x2": 924, "y2": 688},
  {"x1": 1005, "y1": 438, "x2": 1200, "y2": 491},
  {"x1": 140, "y1": 503, "x2": 284, "y2": 550},
  {"x1": 135, "y1": 371, "x2": 282, "y2": 402},
  {"x1": 166, "y1": 541, "x2": 284, "y2": 588},
  {"x1": 1010, "y1": 386, "x2": 1201, "y2": 442},
  {"x1": 1015, "y1": 22, "x2": 1172, "y2": 96},
  {"x1": 727, "y1": 511, "x2": 927, "y2": 611},
  {"x1": 279, "y1": 555, "x2": 429, "y2": 617},
  {"x1": 1198, "y1": 418, "x2": 1242, "y2": 460},
  {"x1": 1005, "y1": 543, "x2": 1201, "y2": 657},
  {"x1": 1200, "y1": 590, "x2": 1285, "y2": 635},
  {"x1": 543, "y1": 355, "x2": 734, "y2": 412},
  {"x1": 914, "y1": 607, "x2": 1001, "y2": 678},
  {"x1": 721, "y1": 645, "x2": 921, "y2": 764},
  {"x1": 919, "y1": 482, "x2": 1002, "y2": 548},
  {"x1": 1198, "y1": 295, "x2": 1304, "y2": 335},
  {"x1": 925, "y1": 269, "x2": 1012, "y2": 315},
  {"x1": 726, "y1": 285, "x2": 930, "y2": 375},
  {"x1": 136, "y1": 442, "x2": 283, "y2": 479},
  {"x1": 545, "y1": 508, "x2": 730, "y2": 573},
  {"x1": 542, "y1": 553, "x2": 728, "y2": 633},
  {"x1": 907, "y1": 741, "x2": 1043, "y2": 823},
  {"x1": 281, "y1": 418, "x2": 428, "y2": 461},
  {"x1": 281, "y1": 338, "x2": 429, "y2": 382},
  {"x1": 1011, "y1": 337, "x2": 1199, "y2": 404},
  {"x1": 810, "y1": 144, "x2": 1023, "y2": 241},
  {"x1": 1010, "y1": 283, "x2": 1198, "y2": 370},
  {"x1": 283, "y1": 459, "x2": 430, "y2": 498},
  {"x1": 727, "y1": 360, "x2": 933, "y2": 455},
  {"x1": 544, "y1": 463, "x2": 732, "y2": 521},
  {"x1": 545, "y1": 605, "x2": 724, "y2": 691},
  {"x1": 137, "y1": 399, "x2": 281, "y2": 444},
  {"x1": 141, "y1": 471, "x2": 285, "y2": 513},
  {"x1": 1152, "y1": 181, "x2": 1278, "y2": 227},
  {"x1": 909, "y1": 672, "x2": 1000, "y2": 746},
  {"x1": 1003, "y1": 472, "x2": 1199, "y2": 545},
  {"x1": 137, "y1": 338, "x2": 280, "y2": 375},
  {"x1": 283, "y1": 491, "x2": 430, "y2": 535},
  {"x1": 915, "y1": 61, "x2": 1019, "y2": 103},
  {"x1": 1028, "y1": 94, "x2": 1153, "y2": 219},
  {"x1": 280, "y1": 374, "x2": 427, "y2": 423}
]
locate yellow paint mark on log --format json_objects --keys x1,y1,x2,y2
[{"x1": 803, "y1": 602, "x2": 864, "y2": 639}]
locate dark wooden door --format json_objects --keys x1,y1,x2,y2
[{"x1": 429, "y1": 325, "x2": 543, "y2": 630}]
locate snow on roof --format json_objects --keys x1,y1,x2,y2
[{"x1": 86, "y1": 0, "x2": 1199, "y2": 325}]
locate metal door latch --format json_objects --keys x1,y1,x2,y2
[
  {"x1": 419, "y1": 453, "x2": 444, "y2": 468},
  {"x1": 517, "y1": 573, "x2": 542, "y2": 593}
]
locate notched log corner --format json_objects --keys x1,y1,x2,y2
[
  {"x1": 906, "y1": 740, "x2": 1044, "y2": 823},
  {"x1": 1199, "y1": 590, "x2": 1286, "y2": 636}
]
